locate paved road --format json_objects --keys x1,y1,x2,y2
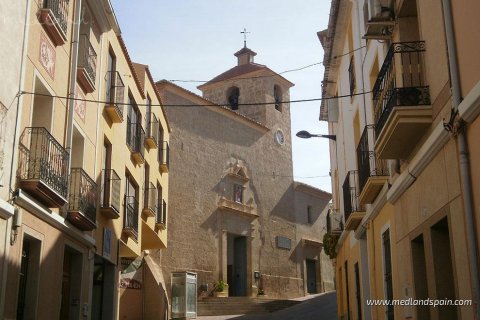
[{"x1": 196, "y1": 291, "x2": 337, "y2": 320}]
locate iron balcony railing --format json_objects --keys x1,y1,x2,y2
[
  {"x1": 356, "y1": 125, "x2": 390, "y2": 193},
  {"x1": 145, "y1": 182, "x2": 157, "y2": 213},
  {"x1": 44, "y1": 0, "x2": 69, "y2": 36},
  {"x1": 124, "y1": 196, "x2": 139, "y2": 236},
  {"x1": 101, "y1": 169, "x2": 121, "y2": 213},
  {"x1": 159, "y1": 141, "x2": 170, "y2": 168},
  {"x1": 106, "y1": 71, "x2": 125, "y2": 116},
  {"x1": 342, "y1": 170, "x2": 365, "y2": 221},
  {"x1": 68, "y1": 168, "x2": 97, "y2": 224},
  {"x1": 156, "y1": 199, "x2": 167, "y2": 226},
  {"x1": 126, "y1": 120, "x2": 145, "y2": 158},
  {"x1": 146, "y1": 113, "x2": 159, "y2": 142},
  {"x1": 17, "y1": 127, "x2": 69, "y2": 199},
  {"x1": 373, "y1": 41, "x2": 430, "y2": 137},
  {"x1": 78, "y1": 35, "x2": 97, "y2": 86}
]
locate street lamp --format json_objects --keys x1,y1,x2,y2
[{"x1": 296, "y1": 130, "x2": 336, "y2": 141}]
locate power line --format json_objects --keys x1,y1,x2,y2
[
  {"x1": 169, "y1": 61, "x2": 323, "y2": 83},
  {"x1": 168, "y1": 45, "x2": 366, "y2": 84},
  {"x1": 19, "y1": 90, "x2": 372, "y2": 108}
]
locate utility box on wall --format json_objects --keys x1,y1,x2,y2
[{"x1": 171, "y1": 272, "x2": 197, "y2": 319}]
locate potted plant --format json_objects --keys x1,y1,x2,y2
[{"x1": 214, "y1": 280, "x2": 229, "y2": 297}]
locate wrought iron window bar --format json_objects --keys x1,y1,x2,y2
[
  {"x1": 356, "y1": 125, "x2": 390, "y2": 193},
  {"x1": 124, "y1": 195, "x2": 139, "y2": 237},
  {"x1": 342, "y1": 170, "x2": 364, "y2": 222},
  {"x1": 100, "y1": 169, "x2": 121, "y2": 215},
  {"x1": 78, "y1": 35, "x2": 97, "y2": 86},
  {"x1": 68, "y1": 168, "x2": 97, "y2": 228},
  {"x1": 156, "y1": 199, "x2": 167, "y2": 227},
  {"x1": 372, "y1": 41, "x2": 430, "y2": 137},
  {"x1": 126, "y1": 120, "x2": 146, "y2": 158},
  {"x1": 43, "y1": 0, "x2": 69, "y2": 36},
  {"x1": 106, "y1": 71, "x2": 125, "y2": 118},
  {"x1": 17, "y1": 127, "x2": 69, "y2": 200},
  {"x1": 159, "y1": 141, "x2": 170, "y2": 168}
]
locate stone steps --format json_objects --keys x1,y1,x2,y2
[{"x1": 197, "y1": 297, "x2": 302, "y2": 316}]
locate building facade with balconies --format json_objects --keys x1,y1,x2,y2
[
  {"x1": 0, "y1": 2, "x2": 29, "y2": 318},
  {"x1": 1, "y1": 1, "x2": 170, "y2": 319},
  {"x1": 321, "y1": 0, "x2": 478, "y2": 319}
]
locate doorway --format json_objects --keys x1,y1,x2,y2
[
  {"x1": 227, "y1": 234, "x2": 247, "y2": 296},
  {"x1": 306, "y1": 259, "x2": 317, "y2": 294},
  {"x1": 60, "y1": 246, "x2": 83, "y2": 320}
]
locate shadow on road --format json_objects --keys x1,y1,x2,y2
[{"x1": 230, "y1": 291, "x2": 337, "y2": 320}]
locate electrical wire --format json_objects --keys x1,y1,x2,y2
[
  {"x1": 19, "y1": 90, "x2": 372, "y2": 108},
  {"x1": 169, "y1": 62, "x2": 323, "y2": 83},
  {"x1": 169, "y1": 45, "x2": 366, "y2": 83}
]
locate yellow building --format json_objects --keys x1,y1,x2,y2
[
  {"x1": 1, "y1": 0, "x2": 170, "y2": 319},
  {"x1": 321, "y1": 0, "x2": 479, "y2": 319}
]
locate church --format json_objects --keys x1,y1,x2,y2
[{"x1": 155, "y1": 44, "x2": 334, "y2": 305}]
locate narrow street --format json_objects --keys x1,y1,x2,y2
[{"x1": 197, "y1": 292, "x2": 337, "y2": 320}]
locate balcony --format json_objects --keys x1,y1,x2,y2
[
  {"x1": 123, "y1": 196, "x2": 139, "y2": 239},
  {"x1": 105, "y1": 71, "x2": 125, "y2": 123},
  {"x1": 155, "y1": 199, "x2": 167, "y2": 229},
  {"x1": 142, "y1": 182, "x2": 157, "y2": 217},
  {"x1": 218, "y1": 197, "x2": 257, "y2": 219},
  {"x1": 66, "y1": 168, "x2": 97, "y2": 231},
  {"x1": 145, "y1": 114, "x2": 159, "y2": 149},
  {"x1": 363, "y1": 0, "x2": 395, "y2": 40},
  {"x1": 127, "y1": 121, "x2": 145, "y2": 165},
  {"x1": 356, "y1": 125, "x2": 389, "y2": 205},
  {"x1": 38, "y1": 0, "x2": 69, "y2": 46},
  {"x1": 17, "y1": 127, "x2": 69, "y2": 208},
  {"x1": 159, "y1": 141, "x2": 169, "y2": 173},
  {"x1": 77, "y1": 35, "x2": 97, "y2": 93},
  {"x1": 100, "y1": 169, "x2": 121, "y2": 219},
  {"x1": 342, "y1": 171, "x2": 365, "y2": 231},
  {"x1": 373, "y1": 41, "x2": 431, "y2": 159}
]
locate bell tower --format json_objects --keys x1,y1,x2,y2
[{"x1": 197, "y1": 46, "x2": 294, "y2": 130}]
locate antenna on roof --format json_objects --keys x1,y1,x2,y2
[{"x1": 240, "y1": 28, "x2": 250, "y2": 48}]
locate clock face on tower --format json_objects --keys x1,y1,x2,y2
[{"x1": 275, "y1": 130, "x2": 285, "y2": 145}]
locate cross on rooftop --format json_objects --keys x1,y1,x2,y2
[{"x1": 241, "y1": 28, "x2": 250, "y2": 48}]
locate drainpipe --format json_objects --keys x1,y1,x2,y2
[
  {"x1": 441, "y1": 0, "x2": 480, "y2": 318},
  {"x1": 65, "y1": 0, "x2": 83, "y2": 173}
]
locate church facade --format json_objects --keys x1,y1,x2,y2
[{"x1": 156, "y1": 46, "x2": 334, "y2": 302}]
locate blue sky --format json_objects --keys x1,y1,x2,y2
[{"x1": 111, "y1": 0, "x2": 332, "y2": 191}]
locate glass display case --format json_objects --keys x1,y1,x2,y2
[{"x1": 171, "y1": 272, "x2": 197, "y2": 319}]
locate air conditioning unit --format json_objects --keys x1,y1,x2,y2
[{"x1": 363, "y1": 0, "x2": 395, "y2": 40}]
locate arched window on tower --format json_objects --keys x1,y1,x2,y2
[
  {"x1": 274, "y1": 85, "x2": 282, "y2": 112},
  {"x1": 227, "y1": 86, "x2": 240, "y2": 110}
]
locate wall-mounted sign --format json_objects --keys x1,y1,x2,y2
[
  {"x1": 103, "y1": 227, "x2": 112, "y2": 259},
  {"x1": 119, "y1": 257, "x2": 143, "y2": 290},
  {"x1": 276, "y1": 236, "x2": 292, "y2": 250}
]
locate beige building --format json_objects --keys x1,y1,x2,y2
[
  {"x1": 1, "y1": 0, "x2": 170, "y2": 319},
  {"x1": 321, "y1": 0, "x2": 480, "y2": 319},
  {"x1": 156, "y1": 46, "x2": 334, "y2": 304},
  {"x1": 0, "y1": 2, "x2": 29, "y2": 318}
]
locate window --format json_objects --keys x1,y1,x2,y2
[
  {"x1": 382, "y1": 229, "x2": 394, "y2": 320},
  {"x1": 106, "y1": 49, "x2": 116, "y2": 102},
  {"x1": 233, "y1": 184, "x2": 243, "y2": 203},
  {"x1": 17, "y1": 235, "x2": 41, "y2": 319},
  {"x1": 326, "y1": 210, "x2": 332, "y2": 233},
  {"x1": 274, "y1": 85, "x2": 282, "y2": 111},
  {"x1": 349, "y1": 56, "x2": 356, "y2": 97},
  {"x1": 227, "y1": 87, "x2": 240, "y2": 110},
  {"x1": 126, "y1": 93, "x2": 141, "y2": 150},
  {"x1": 307, "y1": 205, "x2": 313, "y2": 224}
]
